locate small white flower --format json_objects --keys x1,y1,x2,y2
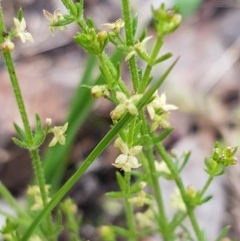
[
  {"x1": 147, "y1": 92, "x2": 177, "y2": 130},
  {"x1": 113, "y1": 137, "x2": 142, "y2": 172},
  {"x1": 49, "y1": 122, "x2": 68, "y2": 147},
  {"x1": 43, "y1": 9, "x2": 66, "y2": 34},
  {"x1": 45, "y1": 118, "x2": 52, "y2": 126},
  {"x1": 155, "y1": 161, "x2": 170, "y2": 175},
  {"x1": 135, "y1": 209, "x2": 154, "y2": 229},
  {"x1": 13, "y1": 18, "x2": 34, "y2": 43},
  {"x1": 129, "y1": 190, "x2": 152, "y2": 207},
  {"x1": 27, "y1": 185, "x2": 51, "y2": 211},
  {"x1": 110, "y1": 92, "x2": 142, "y2": 120},
  {"x1": 170, "y1": 188, "x2": 186, "y2": 212},
  {"x1": 147, "y1": 92, "x2": 177, "y2": 119},
  {"x1": 101, "y1": 19, "x2": 124, "y2": 33}
]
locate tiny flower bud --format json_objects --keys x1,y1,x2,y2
[
  {"x1": 45, "y1": 118, "x2": 52, "y2": 126},
  {"x1": 91, "y1": 85, "x2": 110, "y2": 98},
  {"x1": 97, "y1": 31, "x2": 108, "y2": 42},
  {"x1": 1, "y1": 38, "x2": 15, "y2": 52},
  {"x1": 186, "y1": 185, "x2": 197, "y2": 198}
]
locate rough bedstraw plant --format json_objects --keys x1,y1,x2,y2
[{"x1": 0, "y1": 0, "x2": 237, "y2": 240}]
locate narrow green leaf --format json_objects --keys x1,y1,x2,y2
[
  {"x1": 179, "y1": 151, "x2": 191, "y2": 173},
  {"x1": 106, "y1": 191, "x2": 124, "y2": 199},
  {"x1": 154, "y1": 52, "x2": 173, "y2": 64},
  {"x1": 13, "y1": 122, "x2": 26, "y2": 140},
  {"x1": 115, "y1": 171, "x2": 126, "y2": 191},
  {"x1": 215, "y1": 226, "x2": 231, "y2": 241},
  {"x1": 12, "y1": 137, "x2": 28, "y2": 149},
  {"x1": 152, "y1": 128, "x2": 173, "y2": 144},
  {"x1": 131, "y1": 13, "x2": 138, "y2": 38},
  {"x1": 33, "y1": 114, "x2": 46, "y2": 147},
  {"x1": 17, "y1": 8, "x2": 23, "y2": 21}
]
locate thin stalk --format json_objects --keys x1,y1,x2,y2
[
  {"x1": 0, "y1": 2, "x2": 48, "y2": 211},
  {"x1": 144, "y1": 150, "x2": 171, "y2": 240},
  {"x1": 121, "y1": 0, "x2": 139, "y2": 91},
  {"x1": 99, "y1": 52, "x2": 129, "y2": 95},
  {"x1": 30, "y1": 150, "x2": 48, "y2": 206},
  {"x1": 156, "y1": 143, "x2": 205, "y2": 241},
  {"x1": 199, "y1": 176, "x2": 214, "y2": 197},
  {"x1": 2, "y1": 51, "x2": 33, "y2": 140},
  {"x1": 124, "y1": 172, "x2": 137, "y2": 241},
  {"x1": 139, "y1": 37, "x2": 163, "y2": 93}
]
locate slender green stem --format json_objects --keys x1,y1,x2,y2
[
  {"x1": 155, "y1": 143, "x2": 205, "y2": 241},
  {"x1": 143, "y1": 150, "x2": 171, "y2": 240},
  {"x1": 3, "y1": 52, "x2": 33, "y2": 140},
  {"x1": 99, "y1": 52, "x2": 129, "y2": 95},
  {"x1": 199, "y1": 176, "x2": 214, "y2": 197},
  {"x1": 139, "y1": 114, "x2": 171, "y2": 240},
  {"x1": 121, "y1": 0, "x2": 139, "y2": 91},
  {"x1": 139, "y1": 37, "x2": 163, "y2": 93},
  {"x1": 30, "y1": 150, "x2": 48, "y2": 205},
  {"x1": 0, "y1": 4, "x2": 48, "y2": 209},
  {"x1": 124, "y1": 172, "x2": 137, "y2": 241}
]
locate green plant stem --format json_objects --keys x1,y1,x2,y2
[
  {"x1": 139, "y1": 37, "x2": 163, "y2": 93},
  {"x1": 144, "y1": 150, "x2": 171, "y2": 240},
  {"x1": 30, "y1": 150, "x2": 48, "y2": 205},
  {"x1": 2, "y1": 51, "x2": 33, "y2": 140},
  {"x1": 2, "y1": 51, "x2": 48, "y2": 207},
  {"x1": 99, "y1": 52, "x2": 129, "y2": 95},
  {"x1": 0, "y1": 3, "x2": 48, "y2": 209},
  {"x1": 121, "y1": 0, "x2": 139, "y2": 91},
  {"x1": 155, "y1": 143, "x2": 205, "y2": 241},
  {"x1": 199, "y1": 176, "x2": 214, "y2": 197},
  {"x1": 124, "y1": 172, "x2": 137, "y2": 241}
]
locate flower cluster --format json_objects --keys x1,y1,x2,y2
[
  {"x1": 110, "y1": 92, "x2": 142, "y2": 121},
  {"x1": 147, "y1": 92, "x2": 177, "y2": 130},
  {"x1": 27, "y1": 185, "x2": 51, "y2": 211},
  {"x1": 170, "y1": 188, "x2": 186, "y2": 212},
  {"x1": 205, "y1": 142, "x2": 238, "y2": 176},
  {"x1": 91, "y1": 84, "x2": 110, "y2": 98},
  {"x1": 113, "y1": 137, "x2": 142, "y2": 172},
  {"x1": 49, "y1": 122, "x2": 68, "y2": 147},
  {"x1": 0, "y1": 17, "x2": 33, "y2": 52},
  {"x1": 135, "y1": 209, "x2": 154, "y2": 229}
]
